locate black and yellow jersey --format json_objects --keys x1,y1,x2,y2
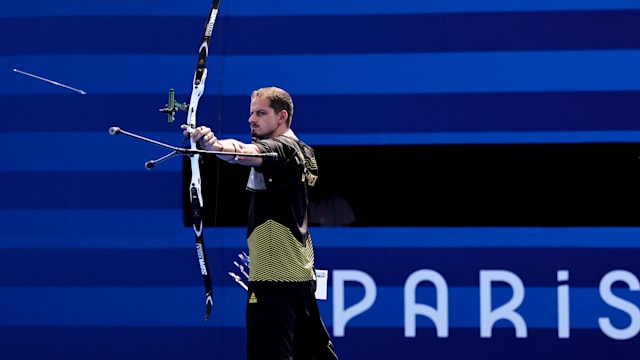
[{"x1": 246, "y1": 133, "x2": 319, "y2": 282}]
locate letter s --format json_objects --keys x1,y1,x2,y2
[{"x1": 598, "y1": 270, "x2": 640, "y2": 340}]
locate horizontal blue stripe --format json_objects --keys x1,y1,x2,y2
[
  {"x1": 1, "y1": 16, "x2": 202, "y2": 55},
  {"x1": 0, "y1": 327, "x2": 631, "y2": 360},
  {"x1": 0, "y1": 94, "x2": 230, "y2": 133},
  {"x1": 341, "y1": 287, "x2": 639, "y2": 329},
  {"x1": 5, "y1": 131, "x2": 640, "y2": 170},
  {"x1": 318, "y1": 247, "x2": 640, "y2": 286},
  {"x1": 0, "y1": 326, "x2": 245, "y2": 360},
  {"x1": 4, "y1": 11, "x2": 640, "y2": 56},
  {"x1": 0, "y1": 210, "x2": 242, "y2": 247},
  {"x1": 0, "y1": 132, "x2": 188, "y2": 172},
  {"x1": 7, "y1": 90, "x2": 640, "y2": 131},
  {"x1": 335, "y1": 328, "x2": 638, "y2": 359},
  {"x1": 0, "y1": 248, "x2": 231, "y2": 287},
  {"x1": 4, "y1": 92, "x2": 640, "y2": 136},
  {"x1": 2, "y1": 247, "x2": 638, "y2": 287},
  {"x1": 310, "y1": 227, "x2": 640, "y2": 248},
  {"x1": 0, "y1": 286, "x2": 246, "y2": 326},
  {"x1": 3, "y1": 215, "x2": 640, "y2": 248},
  {"x1": 0, "y1": 172, "x2": 183, "y2": 209},
  {"x1": 221, "y1": 51, "x2": 640, "y2": 95},
  {"x1": 1, "y1": 0, "x2": 211, "y2": 17},
  {"x1": 1, "y1": 286, "x2": 637, "y2": 329},
  {"x1": 6, "y1": 55, "x2": 194, "y2": 95},
  {"x1": 301, "y1": 131, "x2": 640, "y2": 145},
  {"x1": 5, "y1": 51, "x2": 640, "y2": 95},
  {"x1": 2, "y1": 0, "x2": 640, "y2": 17},
  {"x1": 224, "y1": 0, "x2": 640, "y2": 14}
]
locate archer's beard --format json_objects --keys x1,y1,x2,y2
[{"x1": 251, "y1": 129, "x2": 266, "y2": 139}]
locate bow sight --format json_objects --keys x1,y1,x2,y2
[{"x1": 158, "y1": 88, "x2": 188, "y2": 123}]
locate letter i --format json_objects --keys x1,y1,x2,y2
[{"x1": 557, "y1": 270, "x2": 570, "y2": 338}]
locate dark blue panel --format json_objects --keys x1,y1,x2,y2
[
  {"x1": 6, "y1": 0, "x2": 640, "y2": 18},
  {"x1": 0, "y1": 17, "x2": 203, "y2": 55},
  {"x1": 3, "y1": 11, "x2": 640, "y2": 56},
  {"x1": 0, "y1": 94, "x2": 223, "y2": 132},
  {"x1": 330, "y1": 328, "x2": 639, "y2": 359},
  {"x1": 7, "y1": 225, "x2": 640, "y2": 249},
  {"x1": 0, "y1": 327, "x2": 634, "y2": 360},
  {"x1": 6, "y1": 51, "x2": 640, "y2": 95},
  {"x1": 5, "y1": 92, "x2": 640, "y2": 134},
  {"x1": 0, "y1": 326, "x2": 244, "y2": 360},
  {"x1": 0, "y1": 172, "x2": 182, "y2": 209},
  {"x1": 289, "y1": 91, "x2": 640, "y2": 134},
  {"x1": 316, "y1": 247, "x2": 640, "y2": 287},
  {"x1": 221, "y1": 11, "x2": 640, "y2": 55},
  {"x1": 0, "y1": 249, "x2": 203, "y2": 286},
  {"x1": 2, "y1": 247, "x2": 638, "y2": 287}
]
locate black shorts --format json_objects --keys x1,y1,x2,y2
[{"x1": 245, "y1": 280, "x2": 337, "y2": 360}]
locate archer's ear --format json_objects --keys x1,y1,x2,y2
[{"x1": 278, "y1": 110, "x2": 288, "y2": 124}]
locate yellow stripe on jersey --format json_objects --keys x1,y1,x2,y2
[{"x1": 248, "y1": 219, "x2": 315, "y2": 282}]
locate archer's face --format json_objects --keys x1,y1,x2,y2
[{"x1": 248, "y1": 96, "x2": 281, "y2": 139}]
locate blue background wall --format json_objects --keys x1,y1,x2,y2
[{"x1": 2, "y1": 1, "x2": 640, "y2": 359}]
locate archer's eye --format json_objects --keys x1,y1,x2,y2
[{"x1": 250, "y1": 110, "x2": 267, "y2": 118}]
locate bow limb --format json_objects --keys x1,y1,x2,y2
[{"x1": 185, "y1": 0, "x2": 221, "y2": 322}]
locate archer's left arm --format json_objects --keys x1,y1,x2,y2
[
  {"x1": 186, "y1": 126, "x2": 263, "y2": 166},
  {"x1": 213, "y1": 139, "x2": 263, "y2": 166}
]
